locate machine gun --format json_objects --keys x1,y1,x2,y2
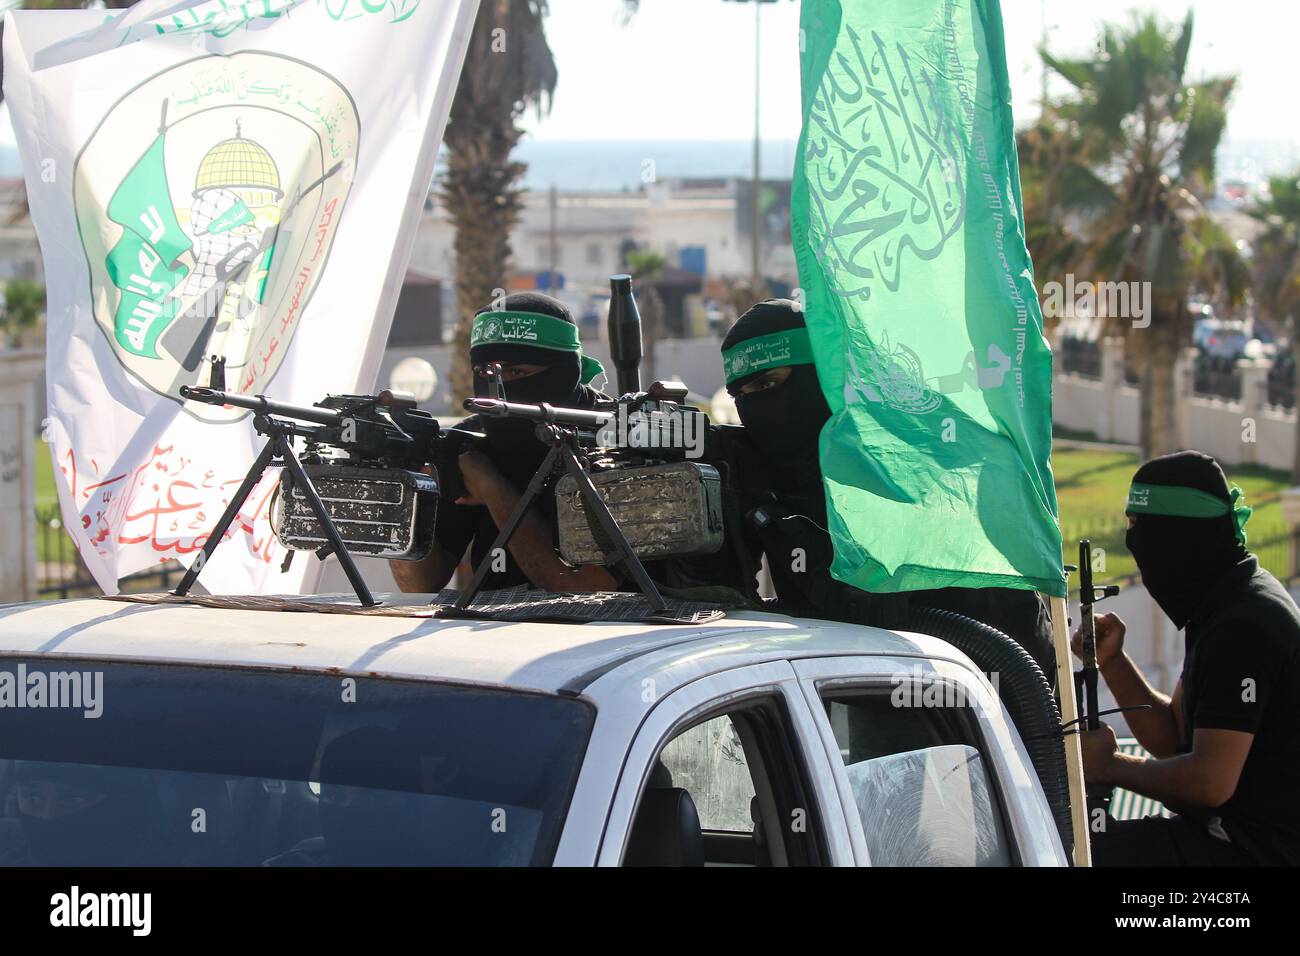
[
  {"x1": 1075, "y1": 538, "x2": 1121, "y2": 732},
  {"x1": 174, "y1": 275, "x2": 722, "y2": 614},
  {"x1": 172, "y1": 380, "x2": 481, "y2": 607},
  {"x1": 1075, "y1": 538, "x2": 1122, "y2": 814},
  {"x1": 452, "y1": 396, "x2": 669, "y2": 611},
  {"x1": 448, "y1": 276, "x2": 724, "y2": 610}
]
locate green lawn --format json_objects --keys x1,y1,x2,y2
[
  {"x1": 34, "y1": 439, "x2": 58, "y2": 507},
  {"x1": 1055, "y1": 446, "x2": 1293, "y2": 587}
]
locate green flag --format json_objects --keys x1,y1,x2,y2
[
  {"x1": 791, "y1": 0, "x2": 1064, "y2": 597},
  {"x1": 104, "y1": 133, "x2": 191, "y2": 359}
]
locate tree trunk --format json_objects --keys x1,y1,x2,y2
[
  {"x1": 440, "y1": 125, "x2": 523, "y2": 407},
  {"x1": 438, "y1": 0, "x2": 542, "y2": 409},
  {"x1": 1134, "y1": 348, "x2": 1153, "y2": 459},
  {"x1": 1147, "y1": 340, "x2": 1178, "y2": 458},
  {"x1": 1143, "y1": 299, "x2": 1186, "y2": 459},
  {"x1": 640, "y1": 285, "x2": 664, "y2": 385}
]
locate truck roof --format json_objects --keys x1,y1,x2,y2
[{"x1": 0, "y1": 594, "x2": 971, "y2": 697}]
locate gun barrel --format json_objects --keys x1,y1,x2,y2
[
  {"x1": 463, "y1": 397, "x2": 612, "y2": 430},
  {"x1": 607, "y1": 274, "x2": 643, "y2": 396},
  {"x1": 180, "y1": 386, "x2": 344, "y2": 427},
  {"x1": 1078, "y1": 538, "x2": 1101, "y2": 731}
]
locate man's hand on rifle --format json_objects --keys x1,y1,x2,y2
[
  {"x1": 454, "y1": 447, "x2": 497, "y2": 507},
  {"x1": 1071, "y1": 610, "x2": 1126, "y2": 670},
  {"x1": 451, "y1": 445, "x2": 618, "y2": 593},
  {"x1": 1080, "y1": 722, "x2": 1119, "y2": 785}
]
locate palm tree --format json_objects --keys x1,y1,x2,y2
[
  {"x1": 1032, "y1": 11, "x2": 1246, "y2": 457},
  {"x1": 1016, "y1": 115, "x2": 1087, "y2": 338},
  {"x1": 1249, "y1": 174, "x2": 1300, "y2": 479},
  {"x1": 440, "y1": 0, "x2": 558, "y2": 405}
]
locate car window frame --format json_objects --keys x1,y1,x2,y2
[
  {"x1": 792, "y1": 654, "x2": 1068, "y2": 867},
  {"x1": 595, "y1": 661, "x2": 852, "y2": 866},
  {"x1": 655, "y1": 712, "x2": 758, "y2": 836},
  {"x1": 819, "y1": 682, "x2": 1020, "y2": 867}
]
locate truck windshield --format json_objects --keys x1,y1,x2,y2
[{"x1": 0, "y1": 659, "x2": 593, "y2": 866}]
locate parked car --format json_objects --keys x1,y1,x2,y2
[
  {"x1": 1194, "y1": 316, "x2": 1251, "y2": 360},
  {"x1": 0, "y1": 595, "x2": 1066, "y2": 867}
]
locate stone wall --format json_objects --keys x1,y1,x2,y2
[{"x1": 1054, "y1": 336, "x2": 1298, "y2": 470}]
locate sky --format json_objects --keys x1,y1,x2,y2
[
  {"x1": 1, "y1": 0, "x2": 1296, "y2": 150},
  {"x1": 522, "y1": 0, "x2": 1300, "y2": 144}
]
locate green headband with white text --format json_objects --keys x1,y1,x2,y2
[
  {"x1": 1125, "y1": 482, "x2": 1253, "y2": 544},
  {"x1": 722, "y1": 328, "x2": 816, "y2": 386},
  {"x1": 470, "y1": 310, "x2": 604, "y2": 384}
]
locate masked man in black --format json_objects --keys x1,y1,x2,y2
[
  {"x1": 2, "y1": 762, "x2": 164, "y2": 866},
  {"x1": 716, "y1": 299, "x2": 1056, "y2": 675},
  {"x1": 390, "y1": 293, "x2": 617, "y2": 594},
  {"x1": 1079, "y1": 450, "x2": 1300, "y2": 866}
]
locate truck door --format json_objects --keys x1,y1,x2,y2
[
  {"x1": 598, "y1": 662, "x2": 855, "y2": 866},
  {"x1": 792, "y1": 655, "x2": 1066, "y2": 866}
]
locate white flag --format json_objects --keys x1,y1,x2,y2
[{"x1": 3, "y1": 0, "x2": 476, "y2": 595}]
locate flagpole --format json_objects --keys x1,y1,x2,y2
[{"x1": 1047, "y1": 592, "x2": 1092, "y2": 866}]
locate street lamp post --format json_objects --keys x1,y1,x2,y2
[{"x1": 727, "y1": 0, "x2": 777, "y2": 295}]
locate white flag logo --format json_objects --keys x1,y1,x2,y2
[{"x1": 4, "y1": 0, "x2": 477, "y2": 594}]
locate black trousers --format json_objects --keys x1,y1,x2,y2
[{"x1": 1091, "y1": 815, "x2": 1257, "y2": 866}]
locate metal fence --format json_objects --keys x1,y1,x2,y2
[
  {"x1": 1058, "y1": 337, "x2": 1101, "y2": 379},
  {"x1": 1267, "y1": 352, "x2": 1295, "y2": 410},
  {"x1": 1192, "y1": 353, "x2": 1243, "y2": 401},
  {"x1": 35, "y1": 505, "x2": 181, "y2": 600}
]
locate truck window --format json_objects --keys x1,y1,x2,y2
[
  {"x1": 624, "y1": 698, "x2": 823, "y2": 867},
  {"x1": 821, "y1": 685, "x2": 1011, "y2": 867},
  {"x1": 657, "y1": 714, "x2": 756, "y2": 833},
  {"x1": 0, "y1": 659, "x2": 593, "y2": 867}
]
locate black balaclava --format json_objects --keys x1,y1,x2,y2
[
  {"x1": 14, "y1": 762, "x2": 153, "y2": 866},
  {"x1": 470, "y1": 293, "x2": 585, "y2": 479},
  {"x1": 722, "y1": 299, "x2": 832, "y2": 466},
  {"x1": 1125, "y1": 450, "x2": 1249, "y2": 629}
]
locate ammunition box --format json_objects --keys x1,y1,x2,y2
[
  {"x1": 555, "y1": 461, "x2": 723, "y2": 565},
  {"x1": 275, "y1": 464, "x2": 438, "y2": 560}
]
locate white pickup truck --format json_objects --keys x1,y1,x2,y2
[{"x1": 0, "y1": 595, "x2": 1067, "y2": 866}]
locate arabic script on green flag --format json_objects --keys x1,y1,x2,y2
[
  {"x1": 791, "y1": 0, "x2": 1065, "y2": 596},
  {"x1": 105, "y1": 133, "x2": 191, "y2": 359}
]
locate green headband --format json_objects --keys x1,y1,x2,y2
[
  {"x1": 722, "y1": 328, "x2": 816, "y2": 386},
  {"x1": 470, "y1": 310, "x2": 604, "y2": 385},
  {"x1": 1126, "y1": 482, "x2": 1253, "y2": 544}
]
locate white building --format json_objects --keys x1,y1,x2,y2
[{"x1": 408, "y1": 176, "x2": 797, "y2": 328}]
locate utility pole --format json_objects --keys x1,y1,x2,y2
[{"x1": 549, "y1": 184, "x2": 558, "y2": 294}]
